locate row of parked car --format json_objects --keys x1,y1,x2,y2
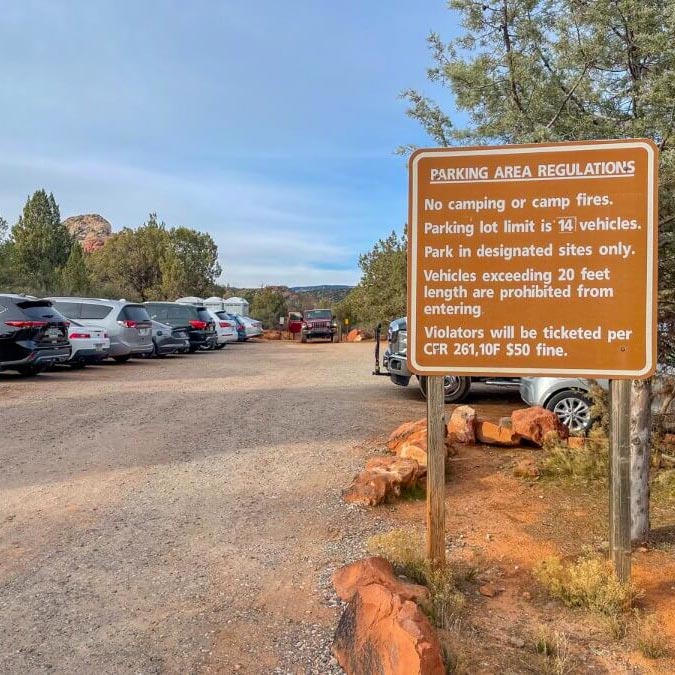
[{"x1": 0, "y1": 294, "x2": 263, "y2": 376}]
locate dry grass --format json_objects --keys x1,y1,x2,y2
[
  {"x1": 534, "y1": 555, "x2": 640, "y2": 616},
  {"x1": 652, "y1": 469, "x2": 675, "y2": 499},
  {"x1": 366, "y1": 528, "x2": 427, "y2": 583},
  {"x1": 366, "y1": 528, "x2": 464, "y2": 629},
  {"x1": 589, "y1": 381, "x2": 610, "y2": 435},
  {"x1": 635, "y1": 612, "x2": 670, "y2": 659},
  {"x1": 439, "y1": 625, "x2": 472, "y2": 674},
  {"x1": 600, "y1": 613, "x2": 629, "y2": 640},
  {"x1": 540, "y1": 429, "x2": 608, "y2": 482},
  {"x1": 531, "y1": 625, "x2": 573, "y2": 675}
]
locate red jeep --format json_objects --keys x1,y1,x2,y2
[{"x1": 300, "y1": 309, "x2": 337, "y2": 343}]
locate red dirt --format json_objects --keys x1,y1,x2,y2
[{"x1": 381, "y1": 442, "x2": 675, "y2": 674}]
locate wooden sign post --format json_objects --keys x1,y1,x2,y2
[
  {"x1": 426, "y1": 376, "x2": 446, "y2": 564},
  {"x1": 408, "y1": 140, "x2": 658, "y2": 577},
  {"x1": 610, "y1": 379, "x2": 632, "y2": 582}
]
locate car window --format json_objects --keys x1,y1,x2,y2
[
  {"x1": 304, "y1": 310, "x2": 332, "y2": 320},
  {"x1": 195, "y1": 307, "x2": 211, "y2": 321},
  {"x1": 51, "y1": 301, "x2": 82, "y2": 319},
  {"x1": 118, "y1": 305, "x2": 151, "y2": 322},
  {"x1": 146, "y1": 303, "x2": 197, "y2": 323},
  {"x1": 80, "y1": 303, "x2": 113, "y2": 319},
  {"x1": 15, "y1": 301, "x2": 66, "y2": 321}
]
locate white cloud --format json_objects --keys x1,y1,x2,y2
[{"x1": 0, "y1": 152, "x2": 363, "y2": 287}]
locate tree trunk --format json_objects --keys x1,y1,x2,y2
[{"x1": 630, "y1": 378, "x2": 652, "y2": 543}]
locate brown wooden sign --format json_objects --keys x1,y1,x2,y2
[{"x1": 407, "y1": 140, "x2": 658, "y2": 379}]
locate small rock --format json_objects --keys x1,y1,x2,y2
[
  {"x1": 479, "y1": 584, "x2": 497, "y2": 597},
  {"x1": 513, "y1": 459, "x2": 540, "y2": 479},
  {"x1": 509, "y1": 637, "x2": 525, "y2": 648}
]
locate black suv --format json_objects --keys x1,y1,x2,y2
[
  {"x1": 0, "y1": 295, "x2": 71, "y2": 375},
  {"x1": 144, "y1": 302, "x2": 217, "y2": 352}
]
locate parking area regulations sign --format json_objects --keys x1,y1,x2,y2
[{"x1": 407, "y1": 140, "x2": 658, "y2": 378}]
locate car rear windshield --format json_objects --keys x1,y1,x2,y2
[
  {"x1": 195, "y1": 307, "x2": 211, "y2": 321},
  {"x1": 16, "y1": 300, "x2": 66, "y2": 321},
  {"x1": 118, "y1": 305, "x2": 151, "y2": 323},
  {"x1": 51, "y1": 301, "x2": 82, "y2": 318},
  {"x1": 80, "y1": 303, "x2": 113, "y2": 319},
  {"x1": 146, "y1": 303, "x2": 199, "y2": 324},
  {"x1": 304, "y1": 310, "x2": 332, "y2": 320}
]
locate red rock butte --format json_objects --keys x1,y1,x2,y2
[{"x1": 62, "y1": 213, "x2": 112, "y2": 253}]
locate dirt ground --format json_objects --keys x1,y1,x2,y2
[{"x1": 1, "y1": 340, "x2": 673, "y2": 674}]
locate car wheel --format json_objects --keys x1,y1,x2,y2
[
  {"x1": 17, "y1": 365, "x2": 42, "y2": 377},
  {"x1": 546, "y1": 390, "x2": 593, "y2": 433},
  {"x1": 214, "y1": 343, "x2": 226, "y2": 350},
  {"x1": 418, "y1": 375, "x2": 471, "y2": 403},
  {"x1": 113, "y1": 355, "x2": 131, "y2": 364}
]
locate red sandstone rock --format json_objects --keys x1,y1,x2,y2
[
  {"x1": 387, "y1": 418, "x2": 427, "y2": 453},
  {"x1": 342, "y1": 456, "x2": 425, "y2": 506},
  {"x1": 447, "y1": 405, "x2": 477, "y2": 444},
  {"x1": 511, "y1": 406, "x2": 569, "y2": 446},
  {"x1": 332, "y1": 582, "x2": 445, "y2": 675},
  {"x1": 332, "y1": 556, "x2": 429, "y2": 606},
  {"x1": 475, "y1": 420, "x2": 521, "y2": 446},
  {"x1": 365, "y1": 456, "x2": 425, "y2": 490}
]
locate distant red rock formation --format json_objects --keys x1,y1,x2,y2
[{"x1": 63, "y1": 214, "x2": 112, "y2": 253}]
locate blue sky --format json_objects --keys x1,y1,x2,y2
[{"x1": 0, "y1": 0, "x2": 458, "y2": 287}]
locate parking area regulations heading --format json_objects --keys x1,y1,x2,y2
[{"x1": 407, "y1": 140, "x2": 658, "y2": 378}]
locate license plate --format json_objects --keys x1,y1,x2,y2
[
  {"x1": 139, "y1": 328, "x2": 150, "y2": 336},
  {"x1": 45, "y1": 328, "x2": 61, "y2": 338},
  {"x1": 95, "y1": 343, "x2": 104, "y2": 351}
]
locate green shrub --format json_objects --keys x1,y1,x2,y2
[
  {"x1": 534, "y1": 555, "x2": 640, "y2": 616},
  {"x1": 540, "y1": 432, "x2": 608, "y2": 481}
]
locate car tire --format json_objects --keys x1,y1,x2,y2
[
  {"x1": 214, "y1": 343, "x2": 226, "y2": 350},
  {"x1": 418, "y1": 375, "x2": 472, "y2": 403},
  {"x1": 17, "y1": 365, "x2": 42, "y2": 377},
  {"x1": 113, "y1": 355, "x2": 131, "y2": 364},
  {"x1": 546, "y1": 390, "x2": 593, "y2": 434}
]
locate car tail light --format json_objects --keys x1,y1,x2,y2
[
  {"x1": 219, "y1": 321, "x2": 233, "y2": 328},
  {"x1": 189, "y1": 320, "x2": 207, "y2": 330},
  {"x1": 117, "y1": 320, "x2": 137, "y2": 328},
  {"x1": 5, "y1": 320, "x2": 47, "y2": 328},
  {"x1": 70, "y1": 332, "x2": 91, "y2": 339}
]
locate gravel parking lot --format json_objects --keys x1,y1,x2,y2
[{"x1": 0, "y1": 340, "x2": 521, "y2": 674}]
